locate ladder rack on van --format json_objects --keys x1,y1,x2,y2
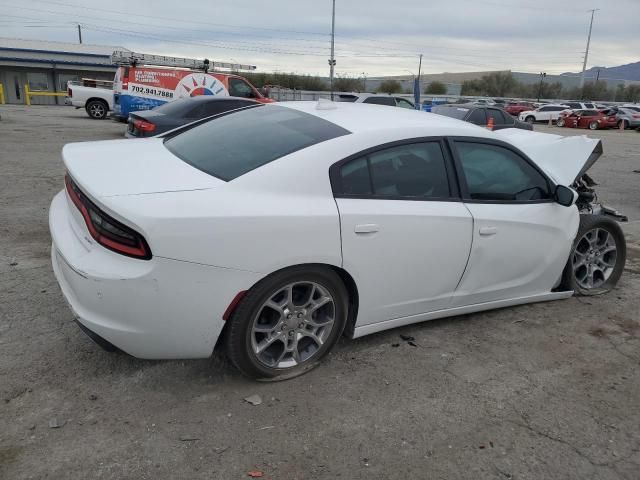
[{"x1": 111, "y1": 51, "x2": 257, "y2": 73}]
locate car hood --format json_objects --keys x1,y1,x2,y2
[
  {"x1": 494, "y1": 129, "x2": 602, "y2": 185},
  {"x1": 62, "y1": 138, "x2": 222, "y2": 197}
]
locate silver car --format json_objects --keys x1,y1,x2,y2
[{"x1": 613, "y1": 107, "x2": 640, "y2": 129}]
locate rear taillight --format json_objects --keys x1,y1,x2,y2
[
  {"x1": 133, "y1": 119, "x2": 156, "y2": 133},
  {"x1": 64, "y1": 175, "x2": 151, "y2": 260},
  {"x1": 633, "y1": 115, "x2": 640, "y2": 119},
  {"x1": 68, "y1": 87, "x2": 72, "y2": 97}
]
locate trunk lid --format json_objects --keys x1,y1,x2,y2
[
  {"x1": 62, "y1": 138, "x2": 222, "y2": 197},
  {"x1": 494, "y1": 129, "x2": 602, "y2": 185}
]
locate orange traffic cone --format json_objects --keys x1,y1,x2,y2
[{"x1": 487, "y1": 116, "x2": 494, "y2": 130}]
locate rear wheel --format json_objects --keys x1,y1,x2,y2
[
  {"x1": 86, "y1": 100, "x2": 108, "y2": 120},
  {"x1": 561, "y1": 215, "x2": 626, "y2": 295},
  {"x1": 525, "y1": 116, "x2": 535, "y2": 124},
  {"x1": 226, "y1": 266, "x2": 348, "y2": 380},
  {"x1": 589, "y1": 121, "x2": 599, "y2": 130},
  {"x1": 556, "y1": 118, "x2": 565, "y2": 127}
]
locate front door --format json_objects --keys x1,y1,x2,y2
[
  {"x1": 333, "y1": 140, "x2": 473, "y2": 326},
  {"x1": 450, "y1": 139, "x2": 578, "y2": 306}
]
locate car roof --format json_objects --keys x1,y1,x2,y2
[
  {"x1": 176, "y1": 96, "x2": 257, "y2": 103},
  {"x1": 276, "y1": 101, "x2": 491, "y2": 136}
]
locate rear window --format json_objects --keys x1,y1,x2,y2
[
  {"x1": 432, "y1": 106, "x2": 469, "y2": 120},
  {"x1": 164, "y1": 105, "x2": 350, "y2": 181},
  {"x1": 152, "y1": 98, "x2": 199, "y2": 116}
]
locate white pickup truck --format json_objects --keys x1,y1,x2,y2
[{"x1": 66, "y1": 79, "x2": 114, "y2": 119}]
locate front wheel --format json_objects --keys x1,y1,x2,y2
[
  {"x1": 589, "y1": 121, "x2": 599, "y2": 130},
  {"x1": 226, "y1": 266, "x2": 348, "y2": 380},
  {"x1": 556, "y1": 118, "x2": 565, "y2": 127},
  {"x1": 525, "y1": 116, "x2": 535, "y2": 124},
  {"x1": 561, "y1": 215, "x2": 626, "y2": 295}
]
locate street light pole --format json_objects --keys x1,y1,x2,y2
[
  {"x1": 329, "y1": 0, "x2": 336, "y2": 100},
  {"x1": 580, "y1": 9, "x2": 598, "y2": 91},
  {"x1": 77, "y1": 24, "x2": 82, "y2": 44},
  {"x1": 416, "y1": 53, "x2": 423, "y2": 110}
]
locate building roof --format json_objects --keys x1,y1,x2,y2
[
  {"x1": 0, "y1": 37, "x2": 129, "y2": 70},
  {"x1": 0, "y1": 37, "x2": 128, "y2": 56}
]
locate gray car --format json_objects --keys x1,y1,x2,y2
[{"x1": 601, "y1": 107, "x2": 640, "y2": 129}]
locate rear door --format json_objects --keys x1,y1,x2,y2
[
  {"x1": 466, "y1": 108, "x2": 488, "y2": 126},
  {"x1": 332, "y1": 139, "x2": 473, "y2": 326},
  {"x1": 449, "y1": 138, "x2": 577, "y2": 306},
  {"x1": 487, "y1": 108, "x2": 515, "y2": 130}
]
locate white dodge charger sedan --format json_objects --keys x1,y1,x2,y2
[{"x1": 50, "y1": 101, "x2": 627, "y2": 380}]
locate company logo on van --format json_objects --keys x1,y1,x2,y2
[{"x1": 175, "y1": 74, "x2": 227, "y2": 99}]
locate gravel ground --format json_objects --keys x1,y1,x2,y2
[{"x1": 1, "y1": 105, "x2": 639, "y2": 480}]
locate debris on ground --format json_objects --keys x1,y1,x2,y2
[
  {"x1": 399, "y1": 334, "x2": 414, "y2": 341},
  {"x1": 179, "y1": 436, "x2": 200, "y2": 441},
  {"x1": 48, "y1": 418, "x2": 65, "y2": 429},
  {"x1": 247, "y1": 471, "x2": 264, "y2": 477},
  {"x1": 244, "y1": 394, "x2": 262, "y2": 406},
  {"x1": 88, "y1": 394, "x2": 98, "y2": 401},
  {"x1": 391, "y1": 343, "x2": 400, "y2": 347}
]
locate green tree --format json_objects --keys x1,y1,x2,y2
[
  {"x1": 333, "y1": 75, "x2": 362, "y2": 92},
  {"x1": 377, "y1": 79, "x2": 402, "y2": 94},
  {"x1": 425, "y1": 81, "x2": 447, "y2": 94}
]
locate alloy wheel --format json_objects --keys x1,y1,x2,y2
[
  {"x1": 572, "y1": 228, "x2": 618, "y2": 290},
  {"x1": 89, "y1": 103, "x2": 105, "y2": 118},
  {"x1": 250, "y1": 282, "x2": 336, "y2": 369}
]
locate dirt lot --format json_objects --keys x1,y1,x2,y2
[{"x1": 1, "y1": 105, "x2": 639, "y2": 480}]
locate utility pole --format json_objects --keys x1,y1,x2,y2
[
  {"x1": 415, "y1": 54, "x2": 423, "y2": 109},
  {"x1": 329, "y1": 0, "x2": 336, "y2": 100},
  {"x1": 579, "y1": 9, "x2": 598, "y2": 90},
  {"x1": 77, "y1": 24, "x2": 82, "y2": 44},
  {"x1": 537, "y1": 72, "x2": 546, "y2": 102}
]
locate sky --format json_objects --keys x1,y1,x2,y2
[{"x1": 1, "y1": 0, "x2": 638, "y2": 79}]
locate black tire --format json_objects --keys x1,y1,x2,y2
[
  {"x1": 556, "y1": 118, "x2": 565, "y2": 127},
  {"x1": 226, "y1": 266, "x2": 348, "y2": 380},
  {"x1": 525, "y1": 116, "x2": 535, "y2": 124},
  {"x1": 589, "y1": 121, "x2": 599, "y2": 130},
  {"x1": 561, "y1": 214, "x2": 626, "y2": 296},
  {"x1": 85, "y1": 99, "x2": 108, "y2": 120}
]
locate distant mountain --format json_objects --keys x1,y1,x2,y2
[{"x1": 561, "y1": 61, "x2": 640, "y2": 82}]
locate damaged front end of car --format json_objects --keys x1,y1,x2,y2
[{"x1": 573, "y1": 172, "x2": 628, "y2": 222}]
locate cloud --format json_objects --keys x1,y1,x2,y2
[{"x1": 1, "y1": 0, "x2": 638, "y2": 76}]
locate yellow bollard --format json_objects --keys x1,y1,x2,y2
[
  {"x1": 24, "y1": 84, "x2": 31, "y2": 106},
  {"x1": 0, "y1": 83, "x2": 5, "y2": 104}
]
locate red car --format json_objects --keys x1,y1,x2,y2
[
  {"x1": 556, "y1": 109, "x2": 618, "y2": 130},
  {"x1": 504, "y1": 102, "x2": 535, "y2": 116}
]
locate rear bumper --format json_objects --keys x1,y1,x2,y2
[{"x1": 49, "y1": 190, "x2": 263, "y2": 359}]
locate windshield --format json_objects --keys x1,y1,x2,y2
[{"x1": 164, "y1": 105, "x2": 351, "y2": 181}]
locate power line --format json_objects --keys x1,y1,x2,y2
[{"x1": 28, "y1": 0, "x2": 331, "y2": 37}]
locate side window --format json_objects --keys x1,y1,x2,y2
[
  {"x1": 455, "y1": 142, "x2": 550, "y2": 201},
  {"x1": 467, "y1": 108, "x2": 487, "y2": 125},
  {"x1": 538, "y1": 106, "x2": 551, "y2": 112},
  {"x1": 566, "y1": 103, "x2": 580, "y2": 109},
  {"x1": 396, "y1": 98, "x2": 415, "y2": 109},
  {"x1": 584, "y1": 103, "x2": 595, "y2": 109},
  {"x1": 487, "y1": 109, "x2": 507, "y2": 124},
  {"x1": 338, "y1": 142, "x2": 451, "y2": 198},
  {"x1": 363, "y1": 97, "x2": 396, "y2": 106},
  {"x1": 228, "y1": 78, "x2": 256, "y2": 98}
]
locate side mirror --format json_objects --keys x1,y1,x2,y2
[{"x1": 554, "y1": 185, "x2": 576, "y2": 207}]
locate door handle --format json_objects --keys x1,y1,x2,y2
[
  {"x1": 479, "y1": 227, "x2": 497, "y2": 236},
  {"x1": 355, "y1": 224, "x2": 379, "y2": 234}
]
